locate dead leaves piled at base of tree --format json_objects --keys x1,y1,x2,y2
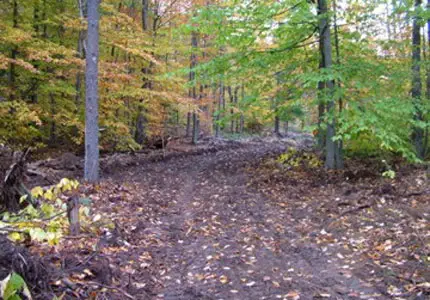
[{"x1": 250, "y1": 151, "x2": 429, "y2": 299}]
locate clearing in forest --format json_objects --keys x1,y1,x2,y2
[{"x1": 15, "y1": 136, "x2": 427, "y2": 300}]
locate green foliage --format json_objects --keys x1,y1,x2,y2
[
  {"x1": 1, "y1": 0, "x2": 429, "y2": 163},
  {"x1": 382, "y1": 170, "x2": 396, "y2": 179},
  {"x1": 337, "y1": 97, "x2": 417, "y2": 161},
  {"x1": 0, "y1": 178, "x2": 90, "y2": 245},
  {"x1": 0, "y1": 272, "x2": 32, "y2": 300}
]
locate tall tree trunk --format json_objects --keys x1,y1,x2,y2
[
  {"x1": 411, "y1": 0, "x2": 424, "y2": 158},
  {"x1": 318, "y1": 0, "x2": 338, "y2": 169},
  {"x1": 333, "y1": 0, "x2": 344, "y2": 169},
  {"x1": 316, "y1": 25, "x2": 325, "y2": 150},
  {"x1": 84, "y1": 0, "x2": 100, "y2": 182},
  {"x1": 190, "y1": 29, "x2": 199, "y2": 144}
]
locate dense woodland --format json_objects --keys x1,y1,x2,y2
[
  {"x1": 0, "y1": 0, "x2": 429, "y2": 299},
  {"x1": 1, "y1": 0, "x2": 429, "y2": 170}
]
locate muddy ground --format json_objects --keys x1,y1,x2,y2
[{"x1": 3, "y1": 134, "x2": 429, "y2": 299}]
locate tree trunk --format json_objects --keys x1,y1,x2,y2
[
  {"x1": 318, "y1": 0, "x2": 338, "y2": 169},
  {"x1": 411, "y1": 0, "x2": 424, "y2": 159},
  {"x1": 135, "y1": 108, "x2": 146, "y2": 144},
  {"x1": 192, "y1": 112, "x2": 199, "y2": 144},
  {"x1": 239, "y1": 85, "x2": 245, "y2": 133},
  {"x1": 186, "y1": 111, "x2": 192, "y2": 137},
  {"x1": 227, "y1": 86, "x2": 235, "y2": 133},
  {"x1": 215, "y1": 82, "x2": 223, "y2": 138},
  {"x1": 142, "y1": 0, "x2": 149, "y2": 31},
  {"x1": 84, "y1": 0, "x2": 100, "y2": 183},
  {"x1": 274, "y1": 115, "x2": 280, "y2": 136},
  {"x1": 190, "y1": 29, "x2": 199, "y2": 144},
  {"x1": 333, "y1": 0, "x2": 344, "y2": 169}
]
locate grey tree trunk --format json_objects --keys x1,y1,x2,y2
[
  {"x1": 84, "y1": 0, "x2": 100, "y2": 183},
  {"x1": 333, "y1": 0, "x2": 344, "y2": 169},
  {"x1": 142, "y1": 0, "x2": 149, "y2": 31},
  {"x1": 316, "y1": 28, "x2": 325, "y2": 150},
  {"x1": 318, "y1": 0, "x2": 337, "y2": 169},
  {"x1": 411, "y1": 0, "x2": 424, "y2": 158}
]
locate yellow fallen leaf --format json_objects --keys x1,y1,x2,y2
[{"x1": 219, "y1": 275, "x2": 228, "y2": 284}]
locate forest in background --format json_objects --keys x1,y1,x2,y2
[
  {"x1": 1, "y1": 1, "x2": 430, "y2": 299},
  {"x1": 1, "y1": 0, "x2": 429, "y2": 169}
]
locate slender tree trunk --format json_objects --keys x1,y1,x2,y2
[
  {"x1": 227, "y1": 86, "x2": 235, "y2": 133},
  {"x1": 411, "y1": 0, "x2": 424, "y2": 158},
  {"x1": 186, "y1": 111, "x2": 192, "y2": 137},
  {"x1": 84, "y1": 0, "x2": 100, "y2": 182},
  {"x1": 142, "y1": 0, "x2": 149, "y2": 31},
  {"x1": 234, "y1": 86, "x2": 240, "y2": 133},
  {"x1": 274, "y1": 115, "x2": 280, "y2": 136},
  {"x1": 190, "y1": 29, "x2": 199, "y2": 144},
  {"x1": 239, "y1": 85, "x2": 245, "y2": 133},
  {"x1": 215, "y1": 82, "x2": 223, "y2": 138},
  {"x1": 318, "y1": 0, "x2": 338, "y2": 169},
  {"x1": 316, "y1": 18, "x2": 325, "y2": 151},
  {"x1": 333, "y1": 0, "x2": 344, "y2": 169}
]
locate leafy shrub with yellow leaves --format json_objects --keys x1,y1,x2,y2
[
  {"x1": 0, "y1": 178, "x2": 91, "y2": 245},
  {"x1": 277, "y1": 149, "x2": 322, "y2": 169}
]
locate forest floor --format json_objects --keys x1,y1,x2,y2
[{"x1": 16, "y1": 134, "x2": 430, "y2": 299}]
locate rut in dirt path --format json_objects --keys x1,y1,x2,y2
[{"x1": 110, "y1": 138, "x2": 388, "y2": 300}]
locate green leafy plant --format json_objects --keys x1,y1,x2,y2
[
  {"x1": 381, "y1": 160, "x2": 396, "y2": 179},
  {"x1": 0, "y1": 178, "x2": 90, "y2": 245},
  {"x1": 0, "y1": 272, "x2": 32, "y2": 300}
]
